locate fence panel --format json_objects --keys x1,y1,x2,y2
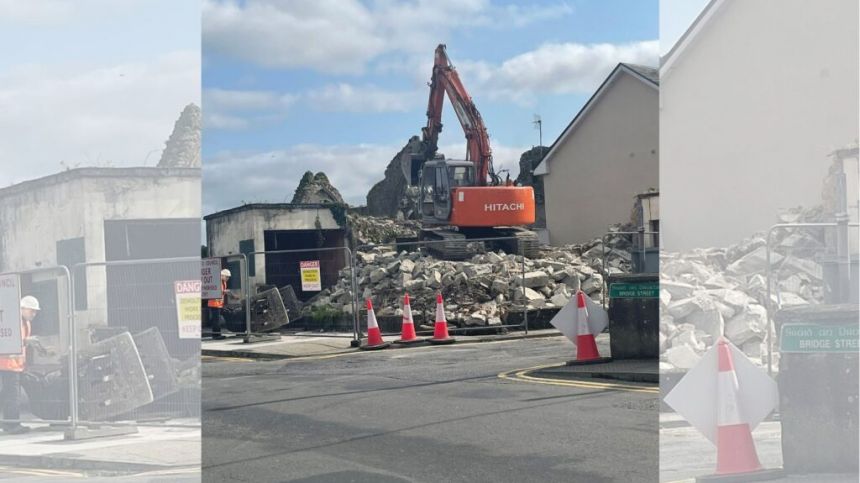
[
  {"x1": 71, "y1": 257, "x2": 200, "y2": 427},
  {"x1": 764, "y1": 222, "x2": 859, "y2": 374},
  {"x1": 601, "y1": 230, "x2": 659, "y2": 306},
  {"x1": 242, "y1": 247, "x2": 357, "y2": 340},
  {"x1": 0, "y1": 266, "x2": 73, "y2": 427},
  {"x1": 203, "y1": 254, "x2": 250, "y2": 337},
  {"x1": 352, "y1": 237, "x2": 532, "y2": 338}
]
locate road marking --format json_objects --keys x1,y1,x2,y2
[
  {"x1": 0, "y1": 467, "x2": 85, "y2": 477},
  {"x1": 498, "y1": 362, "x2": 660, "y2": 394},
  {"x1": 136, "y1": 466, "x2": 201, "y2": 476},
  {"x1": 203, "y1": 355, "x2": 255, "y2": 362},
  {"x1": 205, "y1": 337, "x2": 541, "y2": 364}
]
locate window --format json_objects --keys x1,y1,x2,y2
[{"x1": 448, "y1": 166, "x2": 474, "y2": 187}]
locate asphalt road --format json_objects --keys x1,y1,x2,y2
[{"x1": 202, "y1": 336, "x2": 658, "y2": 482}]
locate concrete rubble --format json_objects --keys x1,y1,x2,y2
[
  {"x1": 347, "y1": 213, "x2": 420, "y2": 246},
  {"x1": 660, "y1": 206, "x2": 827, "y2": 370},
  {"x1": 302, "y1": 224, "x2": 637, "y2": 328}
]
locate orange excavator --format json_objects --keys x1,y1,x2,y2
[{"x1": 409, "y1": 44, "x2": 538, "y2": 259}]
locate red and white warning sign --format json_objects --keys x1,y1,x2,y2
[
  {"x1": 174, "y1": 280, "x2": 202, "y2": 339},
  {"x1": 0, "y1": 274, "x2": 23, "y2": 356},
  {"x1": 300, "y1": 260, "x2": 322, "y2": 292}
]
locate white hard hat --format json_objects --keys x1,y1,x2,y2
[
  {"x1": 21, "y1": 296, "x2": 41, "y2": 311},
  {"x1": 221, "y1": 269, "x2": 232, "y2": 277}
]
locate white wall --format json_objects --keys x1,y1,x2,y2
[
  {"x1": 206, "y1": 206, "x2": 341, "y2": 286},
  {"x1": 542, "y1": 72, "x2": 659, "y2": 245},
  {"x1": 0, "y1": 168, "x2": 200, "y2": 329},
  {"x1": 660, "y1": 0, "x2": 859, "y2": 251}
]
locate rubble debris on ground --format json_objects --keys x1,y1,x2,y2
[
  {"x1": 301, "y1": 225, "x2": 636, "y2": 328},
  {"x1": 291, "y1": 171, "x2": 345, "y2": 204},
  {"x1": 347, "y1": 213, "x2": 420, "y2": 246},
  {"x1": 157, "y1": 103, "x2": 201, "y2": 168},
  {"x1": 660, "y1": 206, "x2": 828, "y2": 371}
]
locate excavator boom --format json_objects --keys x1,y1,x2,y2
[{"x1": 421, "y1": 44, "x2": 494, "y2": 185}]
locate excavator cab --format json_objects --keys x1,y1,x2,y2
[{"x1": 420, "y1": 159, "x2": 476, "y2": 224}]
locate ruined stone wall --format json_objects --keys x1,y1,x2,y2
[{"x1": 366, "y1": 136, "x2": 422, "y2": 219}]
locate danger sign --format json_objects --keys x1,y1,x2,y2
[
  {"x1": 201, "y1": 258, "x2": 223, "y2": 300},
  {"x1": 0, "y1": 274, "x2": 23, "y2": 356},
  {"x1": 300, "y1": 260, "x2": 322, "y2": 292},
  {"x1": 174, "y1": 280, "x2": 201, "y2": 339}
]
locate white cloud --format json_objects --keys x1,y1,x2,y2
[
  {"x1": 204, "y1": 88, "x2": 280, "y2": 111},
  {"x1": 202, "y1": 0, "x2": 574, "y2": 74},
  {"x1": 458, "y1": 41, "x2": 660, "y2": 105},
  {"x1": 203, "y1": 140, "x2": 530, "y2": 212},
  {"x1": 202, "y1": 88, "x2": 297, "y2": 131},
  {"x1": 0, "y1": 50, "x2": 201, "y2": 185},
  {"x1": 0, "y1": 0, "x2": 147, "y2": 26},
  {"x1": 305, "y1": 83, "x2": 423, "y2": 113},
  {"x1": 374, "y1": 40, "x2": 658, "y2": 108},
  {"x1": 204, "y1": 113, "x2": 250, "y2": 131}
]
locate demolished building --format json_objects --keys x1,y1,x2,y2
[{"x1": 366, "y1": 136, "x2": 424, "y2": 219}]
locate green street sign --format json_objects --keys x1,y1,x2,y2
[
  {"x1": 780, "y1": 324, "x2": 859, "y2": 353},
  {"x1": 609, "y1": 282, "x2": 659, "y2": 298}
]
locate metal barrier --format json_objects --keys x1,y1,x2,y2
[
  {"x1": 764, "y1": 222, "x2": 859, "y2": 375},
  {"x1": 206, "y1": 253, "x2": 249, "y2": 337},
  {"x1": 70, "y1": 257, "x2": 201, "y2": 430},
  {"x1": 601, "y1": 230, "x2": 659, "y2": 306},
  {"x1": 243, "y1": 247, "x2": 358, "y2": 342},
  {"x1": 353, "y1": 236, "x2": 534, "y2": 337},
  {"x1": 0, "y1": 266, "x2": 73, "y2": 427}
]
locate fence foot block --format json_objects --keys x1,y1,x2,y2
[
  {"x1": 243, "y1": 333, "x2": 282, "y2": 344},
  {"x1": 64, "y1": 425, "x2": 138, "y2": 441}
]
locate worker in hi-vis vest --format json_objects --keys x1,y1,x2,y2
[
  {"x1": 0, "y1": 296, "x2": 39, "y2": 434},
  {"x1": 208, "y1": 269, "x2": 231, "y2": 340}
]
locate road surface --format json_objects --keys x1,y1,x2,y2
[{"x1": 203, "y1": 336, "x2": 658, "y2": 482}]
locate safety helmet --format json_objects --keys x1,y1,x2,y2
[
  {"x1": 20, "y1": 296, "x2": 41, "y2": 311},
  {"x1": 221, "y1": 269, "x2": 232, "y2": 278}
]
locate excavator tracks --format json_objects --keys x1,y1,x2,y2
[{"x1": 419, "y1": 227, "x2": 540, "y2": 261}]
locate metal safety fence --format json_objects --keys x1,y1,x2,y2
[
  {"x1": 763, "y1": 221, "x2": 859, "y2": 375},
  {"x1": 70, "y1": 257, "x2": 201, "y2": 430},
  {"x1": 0, "y1": 266, "x2": 73, "y2": 428},
  {"x1": 1, "y1": 257, "x2": 201, "y2": 436},
  {"x1": 601, "y1": 230, "x2": 659, "y2": 306},
  {"x1": 353, "y1": 236, "x2": 532, "y2": 337},
  {"x1": 205, "y1": 253, "x2": 250, "y2": 338},
  {"x1": 227, "y1": 247, "x2": 359, "y2": 342}
]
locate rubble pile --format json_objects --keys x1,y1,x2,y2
[
  {"x1": 347, "y1": 214, "x2": 420, "y2": 246},
  {"x1": 157, "y1": 103, "x2": 201, "y2": 168},
  {"x1": 304, "y1": 228, "x2": 636, "y2": 327},
  {"x1": 660, "y1": 206, "x2": 828, "y2": 371}
]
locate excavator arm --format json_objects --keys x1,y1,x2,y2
[{"x1": 421, "y1": 44, "x2": 495, "y2": 186}]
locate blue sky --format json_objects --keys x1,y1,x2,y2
[
  {"x1": 202, "y1": 0, "x2": 660, "y2": 212},
  {"x1": 0, "y1": 0, "x2": 201, "y2": 187}
]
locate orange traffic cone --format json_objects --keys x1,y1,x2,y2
[
  {"x1": 715, "y1": 337, "x2": 762, "y2": 474},
  {"x1": 394, "y1": 294, "x2": 424, "y2": 345},
  {"x1": 429, "y1": 293, "x2": 455, "y2": 345},
  {"x1": 574, "y1": 291, "x2": 603, "y2": 362},
  {"x1": 360, "y1": 299, "x2": 390, "y2": 351}
]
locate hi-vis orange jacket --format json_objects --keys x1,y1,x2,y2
[
  {"x1": 0, "y1": 319, "x2": 31, "y2": 372},
  {"x1": 207, "y1": 280, "x2": 228, "y2": 309}
]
